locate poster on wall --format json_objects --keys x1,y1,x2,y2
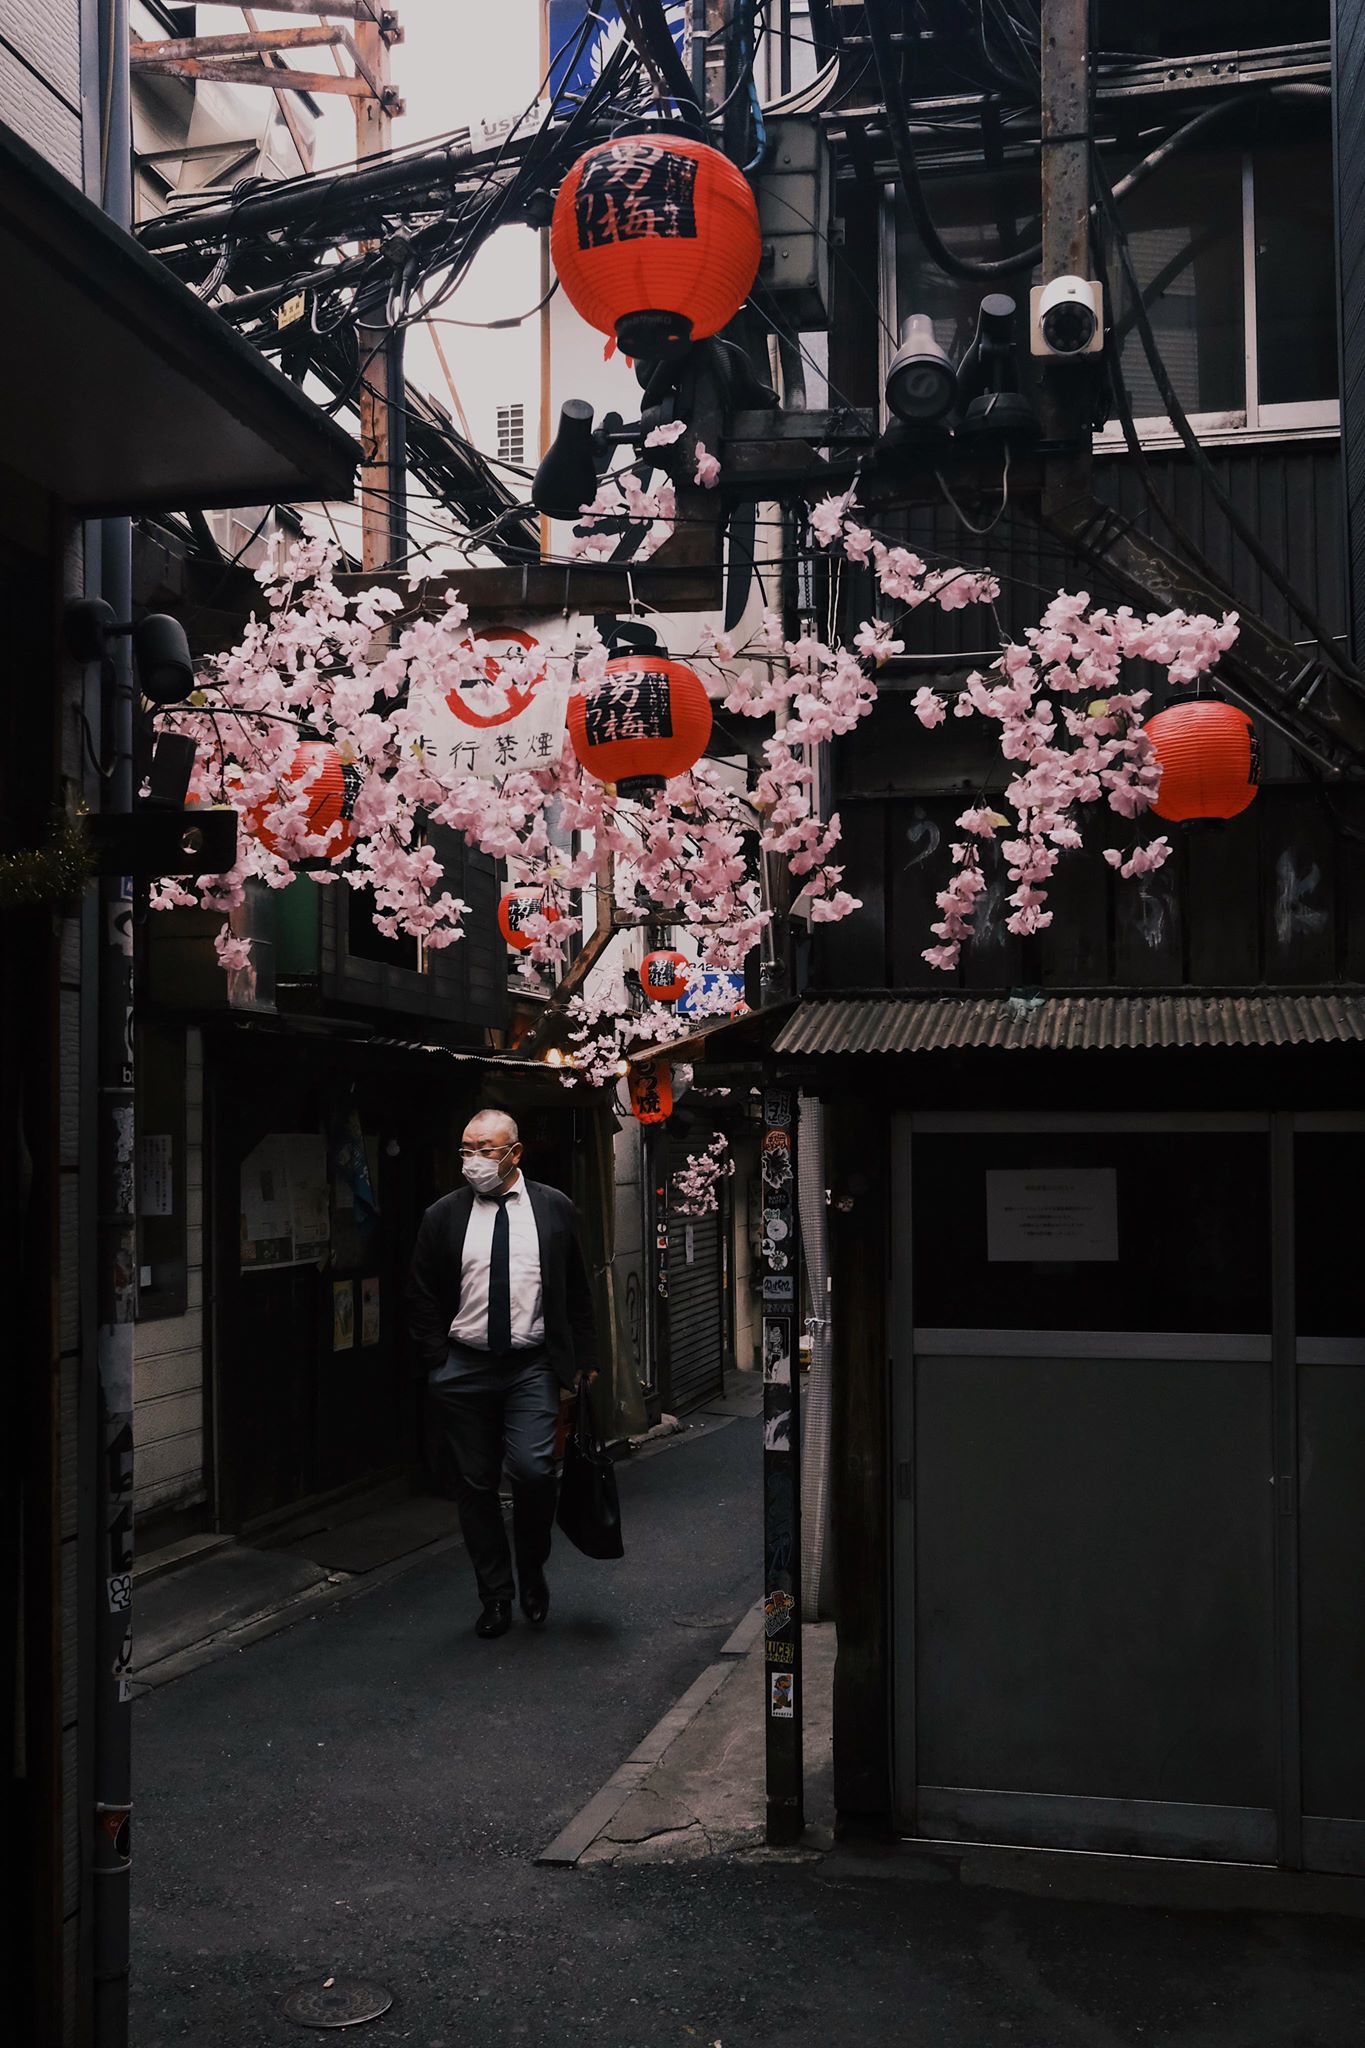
[
  {"x1": 137, "y1": 1134, "x2": 174, "y2": 1218},
  {"x1": 240, "y1": 1134, "x2": 331, "y2": 1269},
  {"x1": 985, "y1": 1168, "x2": 1119, "y2": 1262},
  {"x1": 332, "y1": 1279, "x2": 355, "y2": 1352},
  {"x1": 361, "y1": 1276, "x2": 381, "y2": 1347}
]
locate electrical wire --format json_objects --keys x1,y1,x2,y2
[{"x1": 866, "y1": 0, "x2": 1042, "y2": 282}]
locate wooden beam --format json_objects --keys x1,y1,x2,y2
[
  {"x1": 335, "y1": 558, "x2": 724, "y2": 618},
  {"x1": 127, "y1": 56, "x2": 374, "y2": 95},
  {"x1": 232, "y1": 0, "x2": 393, "y2": 21},
  {"x1": 129, "y1": 26, "x2": 343, "y2": 61}
]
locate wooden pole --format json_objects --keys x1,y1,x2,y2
[
  {"x1": 355, "y1": 10, "x2": 396, "y2": 571},
  {"x1": 1039, "y1": 0, "x2": 1093, "y2": 520}
]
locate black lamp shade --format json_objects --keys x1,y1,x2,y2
[
  {"x1": 132, "y1": 613, "x2": 195, "y2": 705},
  {"x1": 532, "y1": 398, "x2": 600, "y2": 520}
]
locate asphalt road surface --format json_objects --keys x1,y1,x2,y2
[{"x1": 131, "y1": 1415, "x2": 1365, "y2": 2047}]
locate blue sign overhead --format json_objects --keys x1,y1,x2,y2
[
  {"x1": 546, "y1": 3, "x2": 687, "y2": 105},
  {"x1": 678, "y1": 970, "x2": 746, "y2": 1016}
]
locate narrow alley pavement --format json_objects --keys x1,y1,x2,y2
[{"x1": 130, "y1": 1411, "x2": 1365, "y2": 2048}]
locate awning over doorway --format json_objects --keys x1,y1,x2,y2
[
  {"x1": 772, "y1": 990, "x2": 1365, "y2": 1056},
  {"x1": 0, "y1": 125, "x2": 357, "y2": 513}
]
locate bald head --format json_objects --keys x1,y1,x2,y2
[{"x1": 459, "y1": 1109, "x2": 523, "y2": 1194}]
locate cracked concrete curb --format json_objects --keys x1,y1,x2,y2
[{"x1": 535, "y1": 1601, "x2": 763, "y2": 1868}]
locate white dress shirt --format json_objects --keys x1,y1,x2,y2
[{"x1": 449, "y1": 1171, "x2": 545, "y2": 1351}]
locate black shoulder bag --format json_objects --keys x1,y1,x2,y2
[{"x1": 556, "y1": 1375, "x2": 624, "y2": 1560}]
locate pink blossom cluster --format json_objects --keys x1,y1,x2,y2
[{"x1": 671, "y1": 1133, "x2": 734, "y2": 1217}]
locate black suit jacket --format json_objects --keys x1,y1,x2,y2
[{"x1": 405, "y1": 1178, "x2": 597, "y2": 1391}]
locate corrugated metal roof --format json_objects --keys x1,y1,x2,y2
[{"x1": 772, "y1": 992, "x2": 1365, "y2": 1056}]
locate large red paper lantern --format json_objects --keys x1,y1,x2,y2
[
  {"x1": 498, "y1": 889, "x2": 560, "y2": 951},
  {"x1": 567, "y1": 655, "x2": 712, "y2": 800},
  {"x1": 641, "y1": 949, "x2": 689, "y2": 1003},
  {"x1": 551, "y1": 133, "x2": 761, "y2": 359},
  {"x1": 244, "y1": 741, "x2": 356, "y2": 857},
  {"x1": 1144, "y1": 700, "x2": 1259, "y2": 822},
  {"x1": 629, "y1": 1058, "x2": 673, "y2": 1124}
]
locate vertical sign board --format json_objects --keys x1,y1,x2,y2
[{"x1": 761, "y1": 1083, "x2": 803, "y2": 1844}]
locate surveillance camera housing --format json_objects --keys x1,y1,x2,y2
[
  {"x1": 1030, "y1": 275, "x2": 1103, "y2": 357},
  {"x1": 885, "y1": 312, "x2": 957, "y2": 425}
]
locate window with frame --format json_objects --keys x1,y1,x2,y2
[
  {"x1": 891, "y1": 126, "x2": 1338, "y2": 445},
  {"x1": 496, "y1": 402, "x2": 525, "y2": 469}
]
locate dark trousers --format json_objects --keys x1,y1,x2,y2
[{"x1": 427, "y1": 1352, "x2": 560, "y2": 1605}]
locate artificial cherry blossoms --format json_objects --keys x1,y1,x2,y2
[
  {"x1": 803, "y1": 489, "x2": 1241, "y2": 971},
  {"x1": 150, "y1": 533, "x2": 860, "y2": 990},
  {"x1": 671, "y1": 1133, "x2": 734, "y2": 1217}
]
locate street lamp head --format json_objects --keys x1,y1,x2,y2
[{"x1": 532, "y1": 398, "x2": 601, "y2": 520}]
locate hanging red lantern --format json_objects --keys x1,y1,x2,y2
[
  {"x1": 640, "y1": 949, "x2": 689, "y2": 1003},
  {"x1": 1144, "y1": 700, "x2": 1259, "y2": 822},
  {"x1": 498, "y1": 889, "x2": 561, "y2": 951},
  {"x1": 244, "y1": 741, "x2": 357, "y2": 857},
  {"x1": 629, "y1": 1058, "x2": 673, "y2": 1124},
  {"x1": 567, "y1": 655, "x2": 712, "y2": 800},
  {"x1": 550, "y1": 133, "x2": 761, "y2": 359}
]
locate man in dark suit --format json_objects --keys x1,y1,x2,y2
[{"x1": 406, "y1": 1109, "x2": 597, "y2": 1638}]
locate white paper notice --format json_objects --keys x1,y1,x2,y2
[
  {"x1": 986, "y1": 1168, "x2": 1119, "y2": 1262},
  {"x1": 138, "y1": 1134, "x2": 173, "y2": 1217}
]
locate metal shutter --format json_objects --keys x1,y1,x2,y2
[{"x1": 664, "y1": 1134, "x2": 725, "y2": 1414}]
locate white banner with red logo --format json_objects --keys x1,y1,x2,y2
[{"x1": 416, "y1": 619, "x2": 574, "y2": 780}]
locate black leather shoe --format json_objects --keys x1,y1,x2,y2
[
  {"x1": 519, "y1": 1571, "x2": 549, "y2": 1626},
  {"x1": 475, "y1": 1600, "x2": 512, "y2": 1639}
]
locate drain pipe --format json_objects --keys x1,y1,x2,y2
[{"x1": 93, "y1": 2, "x2": 136, "y2": 2040}]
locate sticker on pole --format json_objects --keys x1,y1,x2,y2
[{"x1": 770, "y1": 1670, "x2": 795, "y2": 1719}]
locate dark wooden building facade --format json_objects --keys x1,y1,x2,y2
[{"x1": 781, "y1": 1, "x2": 1365, "y2": 1876}]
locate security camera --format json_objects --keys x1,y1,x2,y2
[
  {"x1": 1030, "y1": 275, "x2": 1103, "y2": 357},
  {"x1": 885, "y1": 312, "x2": 957, "y2": 424}
]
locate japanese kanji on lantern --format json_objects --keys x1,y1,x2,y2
[
  {"x1": 640, "y1": 949, "x2": 689, "y2": 1003},
  {"x1": 568, "y1": 656, "x2": 712, "y2": 800},
  {"x1": 1144, "y1": 700, "x2": 1259, "y2": 822},
  {"x1": 550, "y1": 132, "x2": 762, "y2": 360},
  {"x1": 497, "y1": 890, "x2": 560, "y2": 951},
  {"x1": 628, "y1": 1058, "x2": 673, "y2": 1124},
  {"x1": 243, "y1": 740, "x2": 358, "y2": 858}
]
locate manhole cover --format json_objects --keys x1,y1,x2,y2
[{"x1": 281, "y1": 1978, "x2": 394, "y2": 2029}]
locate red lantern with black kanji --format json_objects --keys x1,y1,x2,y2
[
  {"x1": 244, "y1": 740, "x2": 357, "y2": 858},
  {"x1": 629, "y1": 1058, "x2": 673, "y2": 1124},
  {"x1": 498, "y1": 889, "x2": 561, "y2": 951},
  {"x1": 568, "y1": 655, "x2": 712, "y2": 800},
  {"x1": 551, "y1": 133, "x2": 761, "y2": 359},
  {"x1": 1144, "y1": 700, "x2": 1259, "y2": 822},
  {"x1": 640, "y1": 949, "x2": 689, "y2": 1003}
]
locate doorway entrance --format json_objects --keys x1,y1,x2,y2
[{"x1": 891, "y1": 1109, "x2": 1365, "y2": 1871}]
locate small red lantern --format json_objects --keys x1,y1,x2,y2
[
  {"x1": 567, "y1": 655, "x2": 712, "y2": 800},
  {"x1": 498, "y1": 889, "x2": 560, "y2": 951},
  {"x1": 629, "y1": 1058, "x2": 673, "y2": 1124},
  {"x1": 244, "y1": 741, "x2": 356, "y2": 857},
  {"x1": 551, "y1": 133, "x2": 761, "y2": 359},
  {"x1": 1144, "y1": 700, "x2": 1259, "y2": 822},
  {"x1": 641, "y1": 949, "x2": 689, "y2": 1003}
]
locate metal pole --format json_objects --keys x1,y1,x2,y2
[
  {"x1": 1039, "y1": 0, "x2": 1092, "y2": 520},
  {"x1": 762, "y1": 1081, "x2": 803, "y2": 1844},
  {"x1": 93, "y1": 5, "x2": 135, "y2": 2040}
]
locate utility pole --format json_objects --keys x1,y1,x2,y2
[
  {"x1": 354, "y1": 7, "x2": 404, "y2": 571},
  {"x1": 1038, "y1": 0, "x2": 1092, "y2": 521}
]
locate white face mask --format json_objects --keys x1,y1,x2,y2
[{"x1": 462, "y1": 1150, "x2": 510, "y2": 1195}]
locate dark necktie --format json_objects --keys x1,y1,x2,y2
[{"x1": 487, "y1": 1193, "x2": 512, "y2": 1354}]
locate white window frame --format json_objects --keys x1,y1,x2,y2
[{"x1": 1094, "y1": 148, "x2": 1339, "y2": 451}]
